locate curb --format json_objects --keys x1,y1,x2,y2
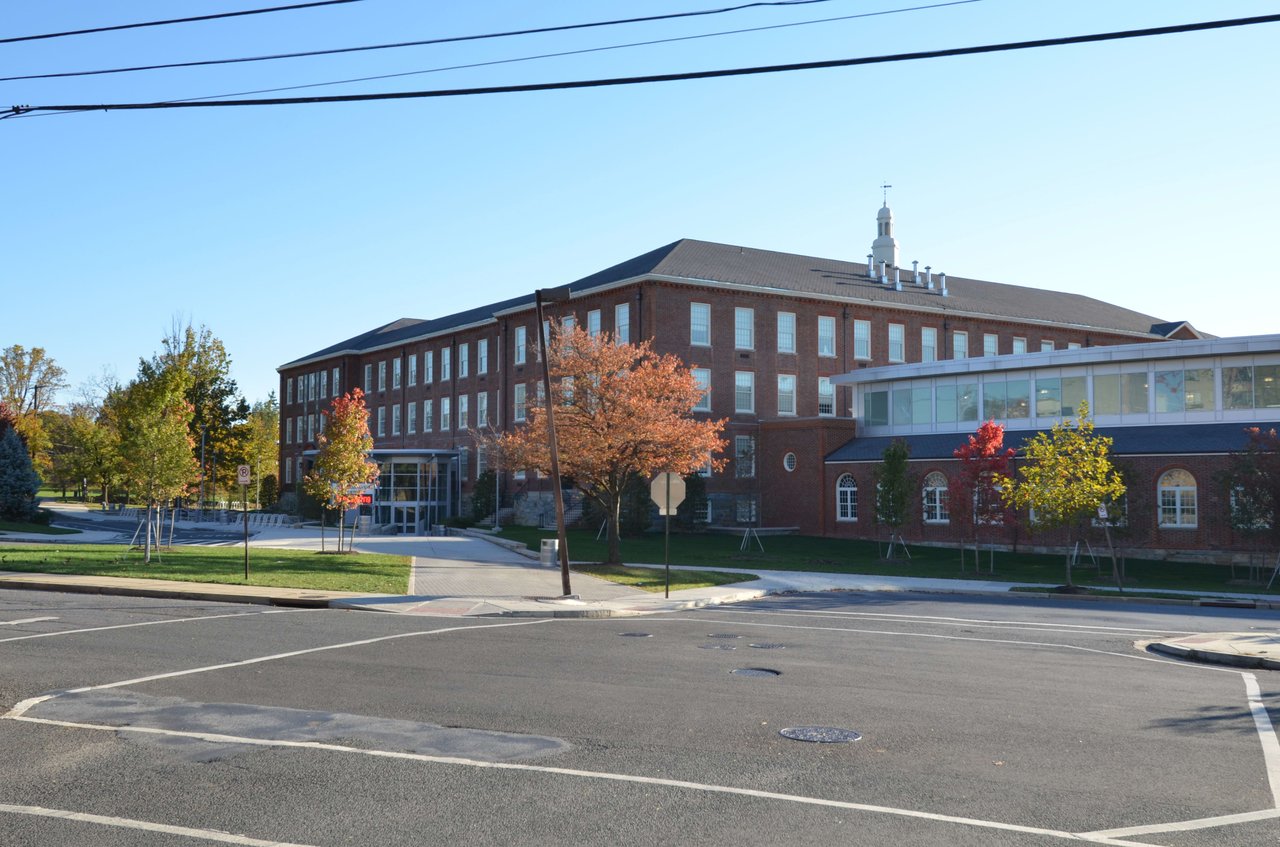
[
  {"x1": 1147, "y1": 641, "x2": 1280, "y2": 672},
  {"x1": 0, "y1": 577, "x2": 337, "y2": 608}
]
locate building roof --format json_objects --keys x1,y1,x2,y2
[
  {"x1": 825, "y1": 421, "x2": 1279, "y2": 464},
  {"x1": 280, "y1": 238, "x2": 1177, "y2": 370}
]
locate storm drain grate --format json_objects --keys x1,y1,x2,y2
[
  {"x1": 749, "y1": 642, "x2": 786, "y2": 650},
  {"x1": 707, "y1": 633, "x2": 743, "y2": 639},
  {"x1": 779, "y1": 727, "x2": 863, "y2": 743},
  {"x1": 698, "y1": 644, "x2": 738, "y2": 650},
  {"x1": 617, "y1": 632, "x2": 652, "y2": 638},
  {"x1": 730, "y1": 667, "x2": 781, "y2": 677}
]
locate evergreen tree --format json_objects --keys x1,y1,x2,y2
[{"x1": 0, "y1": 426, "x2": 41, "y2": 522}]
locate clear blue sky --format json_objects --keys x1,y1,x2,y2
[{"x1": 4, "y1": 1, "x2": 1277, "y2": 408}]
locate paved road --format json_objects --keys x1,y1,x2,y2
[
  {"x1": 47, "y1": 513, "x2": 247, "y2": 546},
  {"x1": 2, "y1": 589, "x2": 1277, "y2": 846}
]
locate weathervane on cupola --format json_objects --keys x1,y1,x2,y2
[{"x1": 871, "y1": 181, "x2": 899, "y2": 269}]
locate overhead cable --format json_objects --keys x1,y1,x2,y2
[{"x1": 7, "y1": 13, "x2": 1278, "y2": 117}]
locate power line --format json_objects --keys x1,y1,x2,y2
[
  {"x1": 0, "y1": 0, "x2": 365, "y2": 45},
  {"x1": 7, "y1": 13, "x2": 1278, "y2": 117},
  {"x1": 158, "y1": 1, "x2": 983, "y2": 106},
  {"x1": 1, "y1": 0, "x2": 838, "y2": 82}
]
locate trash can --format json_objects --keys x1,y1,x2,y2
[{"x1": 540, "y1": 538, "x2": 559, "y2": 566}]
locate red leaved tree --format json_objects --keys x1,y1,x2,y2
[
  {"x1": 304, "y1": 388, "x2": 378, "y2": 552},
  {"x1": 949, "y1": 420, "x2": 1016, "y2": 573},
  {"x1": 494, "y1": 326, "x2": 728, "y2": 564}
]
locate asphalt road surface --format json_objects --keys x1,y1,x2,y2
[
  {"x1": 2, "y1": 589, "x2": 1277, "y2": 846},
  {"x1": 48, "y1": 513, "x2": 248, "y2": 546}
]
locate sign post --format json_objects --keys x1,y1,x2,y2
[
  {"x1": 650, "y1": 473, "x2": 686, "y2": 598},
  {"x1": 237, "y1": 465, "x2": 251, "y2": 579}
]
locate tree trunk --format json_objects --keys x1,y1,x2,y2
[
  {"x1": 1063, "y1": 528, "x2": 1074, "y2": 588},
  {"x1": 338, "y1": 510, "x2": 345, "y2": 553},
  {"x1": 320, "y1": 510, "x2": 326, "y2": 553},
  {"x1": 143, "y1": 501, "x2": 153, "y2": 564},
  {"x1": 606, "y1": 494, "x2": 622, "y2": 564}
]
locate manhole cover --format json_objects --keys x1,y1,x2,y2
[
  {"x1": 779, "y1": 727, "x2": 863, "y2": 743},
  {"x1": 618, "y1": 632, "x2": 652, "y2": 638},
  {"x1": 698, "y1": 644, "x2": 738, "y2": 650},
  {"x1": 707, "y1": 633, "x2": 743, "y2": 639},
  {"x1": 730, "y1": 667, "x2": 781, "y2": 677},
  {"x1": 749, "y1": 642, "x2": 786, "y2": 649}
]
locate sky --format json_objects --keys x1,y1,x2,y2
[{"x1": 4, "y1": 0, "x2": 1278, "y2": 409}]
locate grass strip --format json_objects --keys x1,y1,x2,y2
[
  {"x1": 573, "y1": 563, "x2": 757, "y2": 593},
  {"x1": 0, "y1": 544, "x2": 409, "y2": 594},
  {"x1": 0, "y1": 521, "x2": 78, "y2": 536}
]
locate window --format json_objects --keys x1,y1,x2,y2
[
  {"x1": 308, "y1": 373, "x2": 316, "y2": 401},
  {"x1": 562, "y1": 316, "x2": 575, "y2": 338},
  {"x1": 697, "y1": 455, "x2": 712, "y2": 478},
  {"x1": 921, "y1": 327, "x2": 937, "y2": 363},
  {"x1": 854, "y1": 320, "x2": 871, "y2": 359},
  {"x1": 285, "y1": 460, "x2": 292, "y2": 484},
  {"x1": 836, "y1": 474, "x2": 858, "y2": 521},
  {"x1": 922, "y1": 471, "x2": 949, "y2": 523},
  {"x1": 458, "y1": 395, "x2": 469, "y2": 430},
  {"x1": 423, "y1": 400, "x2": 433, "y2": 432},
  {"x1": 376, "y1": 407, "x2": 385, "y2": 437},
  {"x1": 615, "y1": 303, "x2": 630, "y2": 344},
  {"x1": 818, "y1": 316, "x2": 836, "y2": 358},
  {"x1": 363, "y1": 364, "x2": 372, "y2": 393},
  {"x1": 735, "y1": 435, "x2": 755, "y2": 479},
  {"x1": 514, "y1": 384, "x2": 527, "y2": 422},
  {"x1": 307, "y1": 414, "x2": 315, "y2": 441},
  {"x1": 587, "y1": 309, "x2": 601, "y2": 338},
  {"x1": 296, "y1": 416, "x2": 303, "y2": 443},
  {"x1": 332, "y1": 366, "x2": 340, "y2": 396},
  {"x1": 953, "y1": 330, "x2": 969, "y2": 360},
  {"x1": 735, "y1": 497, "x2": 758, "y2": 525},
  {"x1": 408, "y1": 355, "x2": 417, "y2": 386},
  {"x1": 1034, "y1": 376, "x2": 1087, "y2": 418},
  {"x1": 936, "y1": 383, "x2": 979, "y2": 424},
  {"x1": 1158, "y1": 469, "x2": 1198, "y2": 528},
  {"x1": 1155, "y1": 368, "x2": 1215, "y2": 413},
  {"x1": 407, "y1": 401, "x2": 416, "y2": 434},
  {"x1": 783, "y1": 452, "x2": 797, "y2": 472},
  {"x1": 818, "y1": 377, "x2": 834, "y2": 416},
  {"x1": 892, "y1": 386, "x2": 932, "y2": 425},
  {"x1": 285, "y1": 418, "x2": 293, "y2": 444},
  {"x1": 441, "y1": 347, "x2": 452, "y2": 381},
  {"x1": 320, "y1": 370, "x2": 328, "y2": 399},
  {"x1": 1040, "y1": 340, "x2": 1054, "y2": 352},
  {"x1": 777, "y1": 312, "x2": 796, "y2": 354},
  {"x1": 1012, "y1": 337, "x2": 1027, "y2": 355},
  {"x1": 378, "y1": 361, "x2": 387, "y2": 392},
  {"x1": 515, "y1": 326, "x2": 527, "y2": 365},
  {"x1": 734, "y1": 307, "x2": 754, "y2": 350},
  {"x1": 318, "y1": 414, "x2": 325, "y2": 435},
  {"x1": 734, "y1": 371, "x2": 754, "y2": 413},
  {"x1": 863, "y1": 390, "x2": 889, "y2": 426},
  {"x1": 458, "y1": 343, "x2": 469, "y2": 379},
  {"x1": 888, "y1": 324, "x2": 905, "y2": 362},
  {"x1": 287, "y1": 379, "x2": 293, "y2": 405},
  {"x1": 1067, "y1": 342, "x2": 1082, "y2": 350},
  {"x1": 983, "y1": 378, "x2": 1030, "y2": 420},
  {"x1": 476, "y1": 392, "x2": 488, "y2": 428},
  {"x1": 440, "y1": 397, "x2": 451, "y2": 431},
  {"x1": 777, "y1": 375, "x2": 796, "y2": 415},
  {"x1": 477, "y1": 339, "x2": 488, "y2": 374},
  {"x1": 425, "y1": 350, "x2": 434, "y2": 383},
  {"x1": 391, "y1": 358, "x2": 401, "y2": 390},
  {"x1": 692, "y1": 368, "x2": 711, "y2": 412},
  {"x1": 1094, "y1": 373, "x2": 1149, "y2": 415},
  {"x1": 983, "y1": 333, "x2": 998, "y2": 357},
  {"x1": 391, "y1": 404, "x2": 401, "y2": 435}
]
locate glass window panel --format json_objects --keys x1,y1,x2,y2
[
  {"x1": 921, "y1": 327, "x2": 937, "y2": 362},
  {"x1": 691, "y1": 303, "x2": 711, "y2": 346},
  {"x1": 1093, "y1": 374, "x2": 1120, "y2": 415},
  {"x1": 937, "y1": 385, "x2": 957, "y2": 424},
  {"x1": 1256, "y1": 364, "x2": 1280, "y2": 408},
  {"x1": 854, "y1": 320, "x2": 871, "y2": 359},
  {"x1": 957, "y1": 383, "x2": 978, "y2": 422},
  {"x1": 1223, "y1": 366, "x2": 1253, "y2": 409},
  {"x1": 1035, "y1": 378, "x2": 1061, "y2": 418},
  {"x1": 1154, "y1": 370, "x2": 1184, "y2": 413},
  {"x1": 818, "y1": 316, "x2": 836, "y2": 357},
  {"x1": 888, "y1": 324, "x2": 904, "y2": 362},
  {"x1": 1185, "y1": 368, "x2": 1214, "y2": 411},
  {"x1": 735, "y1": 308, "x2": 754, "y2": 350},
  {"x1": 892, "y1": 388, "x2": 914, "y2": 425},
  {"x1": 1062, "y1": 377, "x2": 1087, "y2": 417},
  {"x1": 912, "y1": 387, "x2": 931, "y2": 423},
  {"x1": 1005, "y1": 380, "x2": 1030, "y2": 419},
  {"x1": 777, "y1": 312, "x2": 796, "y2": 354},
  {"x1": 615, "y1": 303, "x2": 630, "y2": 344},
  {"x1": 864, "y1": 391, "x2": 888, "y2": 426},
  {"x1": 818, "y1": 377, "x2": 834, "y2": 415},
  {"x1": 1122, "y1": 373, "x2": 1149, "y2": 414},
  {"x1": 693, "y1": 368, "x2": 711, "y2": 412},
  {"x1": 953, "y1": 330, "x2": 968, "y2": 360},
  {"x1": 777, "y1": 375, "x2": 796, "y2": 415},
  {"x1": 734, "y1": 371, "x2": 754, "y2": 413},
  {"x1": 983, "y1": 382, "x2": 1007, "y2": 419}
]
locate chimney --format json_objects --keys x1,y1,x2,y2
[
  {"x1": 879, "y1": 260, "x2": 888, "y2": 284},
  {"x1": 866, "y1": 254, "x2": 875, "y2": 279},
  {"x1": 912, "y1": 260, "x2": 920, "y2": 285},
  {"x1": 894, "y1": 268, "x2": 902, "y2": 290},
  {"x1": 940, "y1": 272, "x2": 948, "y2": 297},
  {"x1": 925, "y1": 265, "x2": 934, "y2": 290}
]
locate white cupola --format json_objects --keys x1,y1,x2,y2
[{"x1": 871, "y1": 203, "x2": 899, "y2": 268}]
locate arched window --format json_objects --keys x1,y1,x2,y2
[
  {"x1": 1158, "y1": 469, "x2": 1197, "y2": 528},
  {"x1": 836, "y1": 474, "x2": 858, "y2": 521},
  {"x1": 922, "y1": 471, "x2": 950, "y2": 524}
]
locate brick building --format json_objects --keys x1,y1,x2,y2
[{"x1": 277, "y1": 206, "x2": 1202, "y2": 535}]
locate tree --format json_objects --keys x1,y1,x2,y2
[
  {"x1": 0, "y1": 345, "x2": 68, "y2": 476},
  {"x1": 1218, "y1": 427, "x2": 1280, "y2": 568},
  {"x1": 997, "y1": 402, "x2": 1125, "y2": 588},
  {"x1": 873, "y1": 439, "x2": 912, "y2": 557},
  {"x1": 303, "y1": 389, "x2": 378, "y2": 553},
  {"x1": 494, "y1": 326, "x2": 727, "y2": 564},
  {"x1": 0, "y1": 403, "x2": 41, "y2": 522},
  {"x1": 244, "y1": 394, "x2": 280, "y2": 508},
  {"x1": 105, "y1": 370, "x2": 197, "y2": 563},
  {"x1": 949, "y1": 421, "x2": 1017, "y2": 572}
]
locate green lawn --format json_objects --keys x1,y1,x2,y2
[
  {"x1": 0, "y1": 544, "x2": 410, "y2": 594},
  {"x1": 493, "y1": 526, "x2": 1279, "y2": 596},
  {"x1": 0, "y1": 520, "x2": 78, "y2": 536},
  {"x1": 574, "y1": 563, "x2": 758, "y2": 592}
]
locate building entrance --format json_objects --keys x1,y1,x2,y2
[{"x1": 371, "y1": 453, "x2": 459, "y2": 534}]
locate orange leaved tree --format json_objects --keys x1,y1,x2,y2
[
  {"x1": 949, "y1": 420, "x2": 1017, "y2": 573},
  {"x1": 304, "y1": 388, "x2": 378, "y2": 552},
  {"x1": 495, "y1": 326, "x2": 727, "y2": 564}
]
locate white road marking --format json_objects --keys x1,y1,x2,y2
[
  {"x1": 0, "y1": 802, "x2": 318, "y2": 846},
  {"x1": 1, "y1": 716, "x2": 1161, "y2": 846},
  {"x1": 4, "y1": 618, "x2": 550, "y2": 719},
  {"x1": 707, "y1": 606, "x2": 1195, "y2": 636},
  {"x1": 1244, "y1": 673, "x2": 1280, "y2": 808},
  {"x1": 0, "y1": 609, "x2": 304, "y2": 644},
  {"x1": 1082, "y1": 807, "x2": 1280, "y2": 838},
  {"x1": 0, "y1": 616, "x2": 58, "y2": 626}
]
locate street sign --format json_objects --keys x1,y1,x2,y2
[
  {"x1": 236, "y1": 464, "x2": 251, "y2": 485},
  {"x1": 650, "y1": 473, "x2": 686, "y2": 516}
]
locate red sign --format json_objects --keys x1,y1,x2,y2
[{"x1": 358, "y1": 494, "x2": 373, "y2": 505}]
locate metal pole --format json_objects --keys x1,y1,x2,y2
[
  {"x1": 535, "y1": 288, "x2": 572, "y2": 597},
  {"x1": 242, "y1": 483, "x2": 250, "y2": 579},
  {"x1": 199, "y1": 426, "x2": 206, "y2": 521},
  {"x1": 664, "y1": 473, "x2": 671, "y2": 599}
]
